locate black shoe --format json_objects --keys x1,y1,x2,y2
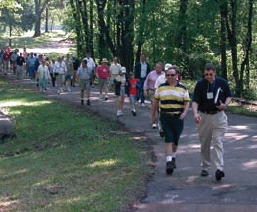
[
  {"x1": 166, "y1": 161, "x2": 174, "y2": 175},
  {"x1": 131, "y1": 110, "x2": 137, "y2": 116},
  {"x1": 215, "y1": 169, "x2": 225, "y2": 181},
  {"x1": 172, "y1": 158, "x2": 177, "y2": 169},
  {"x1": 105, "y1": 97, "x2": 108, "y2": 101},
  {"x1": 201, "y1": 170, "x2": 209, "y2": 177},
  {"x1": 81, "y1": 99, "x2": 84, "y2": 105},
  {"x1": 87, "y1": 99, "x2": 91, "y2": 105},
  {"x1": 159, "y1": 130, "x2": 165, "y2": 137}
]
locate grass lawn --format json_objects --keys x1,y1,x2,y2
[{"x1": 0, "y1": 79, "x2": 152, "y2": 211}]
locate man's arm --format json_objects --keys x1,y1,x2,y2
[
  {"x1": 151, "y1": 98, "x2": 159, "y2": 123},
  {"x1": 192, "y1": 101, "x2": 201, "y2": 123}
]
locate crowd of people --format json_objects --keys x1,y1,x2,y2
[{"x1": 0, "y1": 48, "x2": 232, "y2": 182}]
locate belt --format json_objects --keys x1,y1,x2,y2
[
  {"x1": 200, "y1": 110, "x2": 219, "y2": 114},
  {"x1": 160, "y1": 111, "x2": 181, "y2": 117}
]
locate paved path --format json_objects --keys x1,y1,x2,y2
[{"x1": 1, "y1": 73, "x2": 257, "y2": 212}]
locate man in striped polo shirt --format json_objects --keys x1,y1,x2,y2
[{"x1": 151, "y1": 65, "x2": 190, "y2": 175}]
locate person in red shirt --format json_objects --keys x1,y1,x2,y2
[
  {"x1": 3, "y1": 50, "x2": 11, "y2": 75},
  {"x1": 129, "y1": 72, "x2": 139, "y2": 116},
  {"x1": 96, "y1": 58, "x2": 111, "y2": 100}
]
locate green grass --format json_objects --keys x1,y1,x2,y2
[{"x1": 0, "y1": 79, "x2": 151, "y2": 211}]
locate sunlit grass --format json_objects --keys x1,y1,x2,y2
[{"x1": 0, "y1": 79, "x2": 151, "y2": 211}]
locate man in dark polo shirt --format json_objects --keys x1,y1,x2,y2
[{"x1": 192, "y1": 63, "x2": 232, "y2": 181}]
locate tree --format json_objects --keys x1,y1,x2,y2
[{"x1": 33, "y1": 0, "x2": 50, "y2": 37}]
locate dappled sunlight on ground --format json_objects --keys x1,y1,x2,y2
[
  {"x1": 226, "y1": 133, "x2": 249, "y2": 140},
  {"x1": 0, "y1": 100, "x2": 52, "y2": 108},
  {"x1": 88, "y1": 159, "x2": 118, "y2": 168},
  {"x1": 229, "y1": 125, "x2": 249, "y2": 130},
  {"x1": 242, "y1": 160, "x2": 257, "y2": 170}
]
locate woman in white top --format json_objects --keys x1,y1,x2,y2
[
  {"x1": 109, "y1": 57, "x2": 121, "y2": 90},
  {"x1": 37, "y1": 60, "x2": 51, "y2": 92}
]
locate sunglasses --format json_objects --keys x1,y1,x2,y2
[
  {"x1": 204, "y1": 73, "x2": 214, "y2": 76},
  {"x1": 166, "y1": 74, "x2": 176, "y2": 77}
]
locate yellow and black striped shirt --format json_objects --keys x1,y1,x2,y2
[{"x1": 154, "y1": 81, "x2": 190, "y2": 115}]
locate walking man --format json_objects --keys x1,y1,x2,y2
[
  {"x1": 134, "y1": 52, "x2": 151, "y2": 106},
  {"x1": 77, "y1": 59, "x2": 93, "y2": 105},
  {"x1": 151, "y1": 65, "x2": 190, "y2": 175},
  {"x1": 192, "y1": 63, "x2": 232, "y2": 181}
]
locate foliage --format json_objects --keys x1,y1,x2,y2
[
  {"x1": 0, "y1": 1, "x2": 34, "y2": 36},
  {"x1": 0, "y1": 79, "x2": 151, "y2": 211},
  {"x1": 241, "y1": 89, "x2": 257, "y2": 100},
  {"x1": 1, "y1": 0, "x2": 257, "y2": 99}
]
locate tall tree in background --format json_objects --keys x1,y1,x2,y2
[
  {"x1": 134, "y1": 0, "x2": 147, "y2": 63},
  {"x1": 34, "y1": 0, "x2": 50, "y2": 37},
  {"x1": 223, "y1": 0, "x2": 254, "y2": 96}
]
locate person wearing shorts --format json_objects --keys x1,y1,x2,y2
[
  {"x1": 114, "y1": 67, "x2": 129, "y2": 117},
  {"x1": 151, "y1": 65, "x2": 190, "y2": 175},
  {"x1": 77, "y1": 59, "x2": 93, "y2": 105},
  {"x1": 96, "y1": 58, "x2": 111, "y2": 100}
]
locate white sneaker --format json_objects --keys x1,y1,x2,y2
[
  {"x1": 152, "y1": 122, "x2": 157, "y2": 129},
  {"x1": 117, "y1": 110, "x2": 123, "y2": 117},
  {"x1": 67, "y1": 87, "x2": 71, "y2": 92},
  {"x1": 57, "y1": 90, "x2": 60, "y2": 94},
  {"x1": 140, "y1": 103, "x2": 146, "y2": 107}
]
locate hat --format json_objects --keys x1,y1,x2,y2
[
  {"x1": 164, "y1": 63, "x2": 173, "y2": 71},
  {"x1": 101, "y1": 58, "x2": 108, "y2": 63},
  {"x1": 120, "y1": 67, "x2": 126, "y2": 73}
]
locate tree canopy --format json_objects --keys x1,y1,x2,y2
[{"x1": 1, "y1": 0, "x2": 257, "y2": 98}]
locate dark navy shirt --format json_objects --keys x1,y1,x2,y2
[{"x1": 193, "y1": 76, "x2": 232, "y2": 112}]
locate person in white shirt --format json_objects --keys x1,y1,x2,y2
[
  {"x1": 37, "y1": 60, "x2": 51, "y2": 92},
  {"x1": 143, "y1": 62, "x2": 164, "y2": 129},
  {"x1": 109, "y1": 57, "x2": 121, "y2": 90},
  {"x1": 154, "y1": 63, "x2": 173, "y2": 89},
  {"x1": 84, "y1": 52, "x2": 96, "y2": 85},
  {"x1": 64, "y1": 53, "x2": 73, "y2": 92},
  {"x1": 54, "y1": 56, "x2": 67, "y2": 94},
  {"x1": 77, "y1": 59, "x2": 94, "y2": 105}
]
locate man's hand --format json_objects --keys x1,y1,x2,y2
[
  {"x1": 216, "y1": 100, "x2": 227, "y2": 110},
  {"x1": 194, "y1": 113, "x2": 201, "y2": 123}
]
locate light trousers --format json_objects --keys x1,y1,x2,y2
[{"x1": 197, "y1": 111, "x2": 227, "y2": 171}]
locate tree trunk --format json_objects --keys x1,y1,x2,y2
[
  {"x1": 34, "y1": 0, "x2": 41, "y2": 37},
  {"x1": 240, "y1": 0, "x2": 253, "y2": 90},
  {"x1": 135, "y1": 0, "x2": 146, "y2": 63},
  {"x1": 121, "y1": 0, "x2": 135, "y2": 72},
  {"x1": 70, "y1": 0, "x2": 83, "y2": 58},
  {"x1": 96, "y1": 0, "x2": 107, "y2": 60},
  {"x1": 45, "y1": 5, "x2": 49, "y2": 33},
  {"x1": 33, "y1": 0, "x2": 49, "y2": 37},
  {"x1": 225, "y1": 0, "x2": 240, "y2": 96},
  {"x1": 219, "y1": 1, "x2": 228, "y2": 79},
  {"x1": 89, "y1": 0, "x2": 94, "y2": 59}
]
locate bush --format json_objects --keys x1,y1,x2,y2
[{"x1": 241, "y1": 89, "x2": 257, "y2": 100}]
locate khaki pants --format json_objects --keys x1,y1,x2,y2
[{"x1": 197, "y1": 111, "x2": 227, "y2": 171}]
